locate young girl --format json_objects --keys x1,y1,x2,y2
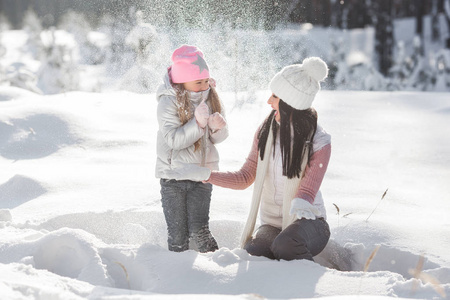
[
  {"x1": 205, "y1": 57, "x2": 331, "y2": 261},
  {"x1": 155, "y1": 45, "x2": 228, "y2": 253}
]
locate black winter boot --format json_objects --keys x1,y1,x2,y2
[{"x1": 191, "y1": 226, "x2": 219, "y2": 253}]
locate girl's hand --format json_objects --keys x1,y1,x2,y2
[
  {"x1": 194, "y1": 99, "x2": 209, "y2": 128},
  {"x1": 208, "y1": 112, "x2": 226, "y2": 131}
]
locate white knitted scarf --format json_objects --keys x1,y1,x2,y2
[{"x1": 240, "y1": 123, "x2": 310, "y2": 248}]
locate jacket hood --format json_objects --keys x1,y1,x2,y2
[{"x1": 156, "y1": 71, "x2": 176, "y2": 102}]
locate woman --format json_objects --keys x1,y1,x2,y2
[{"x1": 167, "y1": 57, "x2": 331, "y2": 261}]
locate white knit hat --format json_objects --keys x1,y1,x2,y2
[{"x1": 269, "y1": 57, "x2": 328, "y2": 110}]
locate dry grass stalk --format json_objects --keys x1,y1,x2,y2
[
  {"x1": 410, "y1": 254, "x2": 425, "y2": 279},
  {"x1": 358, "y1": 245, "x2": 382, "y2": 294},
  {"x1": 364, "y1": 245, "x2": 381, "y2": 272},
  {"x1": 333, "y1": 203, "x2": 340, "y2": 215},
  {"x1": 366, "y1": 188, "x2": 389, "y2": 222},
  {"x1": 333, "y1": 203, "x2": 353, "y2": 229},
  {"x1": 419, "y1": 273, "x2": 446, "y2": 298},
  {"x1": 408, "y1": 255, "x2": 446, "y2": 298},
  {"x1": 333, "y1": 203, "x2": 340, "y2": 226},
  {"x1": 115, "y1": 261, "x2": 131, "y2": 290}
]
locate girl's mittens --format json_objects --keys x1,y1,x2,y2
[
  {"x1": 208, "y1": 112, "x2": 226, "y2": 131},
  {"x1": 195, "y1": 99, "x2": 210, "y2": 128}
]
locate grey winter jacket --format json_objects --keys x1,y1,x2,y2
[{"x1": 155, "y1": 73, "x2": 228, "y2": 180}]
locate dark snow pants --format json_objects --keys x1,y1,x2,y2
[
  {"x1": 160, "y1": 179, "x2": 218, "y2": 253},
  {"x1": 244, "y1": 218, "x2": 330, "y2": 261}
]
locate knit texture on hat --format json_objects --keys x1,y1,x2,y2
[
  {"x1": 269, "y1": 57, "x2": 328, "y2": 110},
  {"x1": 170, "y1": 45, "x2": 210, "y2": 83}
]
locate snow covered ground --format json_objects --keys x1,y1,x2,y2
[{"x1": 1, "y1": 86, "x2": 449, "y2": 300}]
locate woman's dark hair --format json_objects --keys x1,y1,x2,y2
[{"x1": 258, "y1": 99, "x2": 318, "y2": 179}]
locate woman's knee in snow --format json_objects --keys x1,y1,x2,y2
[
  {"x1": 244, "y1": 237, "x2": 276, "y2": 259},
  {"x1": 271, "y1": 232, "x2": 313, "y2": 261}
]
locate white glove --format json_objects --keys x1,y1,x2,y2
[
  {"x1": 194, "y1": 99, "x2": 209, "y2": 128},
  {"x1": 161, "y1": 164, "x2": 211, "y2": 182},
  {"x1": 290, "y1": 198, "x2": 321, "y2": 220},
  {"x1": 208, "y1": 112, "x2": 226, "y2": 132}
]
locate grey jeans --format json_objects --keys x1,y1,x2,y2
[
  {"x1": 244, "y1": 218, "x2": 330, "y2": 261},
  {"x1": 160, "y1": 179, "x2": 218, "y2": 253}
]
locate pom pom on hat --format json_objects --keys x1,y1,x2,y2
[
  {"x1": 302, "y1": 57, "x2": 328, "y2": 82},
  {"x1": 170, "y1": 45, "x2": 210, "y2": 84},
  {"x1": 269, "y1": 57, "x2": 328, "y2": 110}
]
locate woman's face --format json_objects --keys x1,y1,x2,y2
[
  {"x1": 183, "y1": 78, "x2": 210, "y2": 92},
  {"x1": 267, "y1": 93, "x2": 281, "y2": 122}
]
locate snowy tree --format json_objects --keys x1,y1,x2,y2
[
  {"x1": 389, "y1": 41, "x2": 414, "y2": 89},
  {"x1": 415, "y1": 0, "x2": 425, "y2": 55},
  {"x1": 0, "y1": 40, "x2": 6, "y2": 87},
  {"x1": 57, "y1": 10, "x2": 109, "y2": 66},
  {"x1": 434, "y1": 49, "x2": 450, "y2": 91},
  {"x1": 431, "y1": 0, "x2": 441, "y2": 42},
  {"x1": 4, "y1": 62, "x2": 42, "y2": 94},
  {"x1": 352, "y1": 64, "x2": 388, "y2": 91},
  {"x1": 334, "y1": 49, "x2": 388, "y2": 91},
  {"x1": 57, "y1": 10, "x2": 93, "y2": 65},
  {"x1": 0, "y1": 14, "x2": 42, "y2": 94},
  {"x1": 0, "y1": 11, "x2": 11, "y2": 31},
  {"x1": 406, "y1": 36, "x2": 435, "y2": 91},
  {"x1": 445, "y1": 0, "x2": 450, "y2": 48},
  {"x1": 124, "y1": 11, "x2": 157, "y2": 66},
  {"x1": 97, "y1": 13, "x2": 134, "y2": 75},
  {"x1": 436, "y1": 0, "x2": 450, "y2": 89},
  {"x1": 23, "y1": 8, "x2": 43, "y2": 59},
  {"x1": 37, "y1": 28, "x2": 80, "y2": 94},
  {"x1": 373, "y1": 0, "x2": 394, "y2": 76},
  {"x1": 328, "y1": 37, "x2": 348, "y2": 89},
  {"x1": 0, "y1": 14, "x2": 9, "y2": 86},
  {"x1": 389, "y1": 36, "x2": 437, "y2": 91},
  {"x1": 84, "y1": 31, "x2": 110, "y2": 66},
  {"x1": 119, "y1": 10, "x2": 160, "y2": 93}
]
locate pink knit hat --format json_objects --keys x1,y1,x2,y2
[{"x1": 170, "y1": 45, "x2": 210, "y2": 83}]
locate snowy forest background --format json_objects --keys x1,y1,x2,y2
[{"x1": 1, "y1": 0, "x2": 450, "y2": 96}]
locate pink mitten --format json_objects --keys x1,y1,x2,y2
[
  {"x1": 208, "y1": 112, "x2": 226, "y2": 131},
  {"x1": 194, "y1": 99, "x2": 209, "y2": 128}
]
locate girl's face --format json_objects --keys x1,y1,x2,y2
[
  {"x1": 183, "y1": 78, "x2": 210, "y2": 92},
  {"x1": 267, "y1": 93, "x2": 281, "y2": 122}
]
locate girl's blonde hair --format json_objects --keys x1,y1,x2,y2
[{"x1": 173, "y1": 83, "x2": 223, "y2": 151}]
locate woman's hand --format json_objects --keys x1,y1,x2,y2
[
  {"x1": 290, "y1": 198, "x2": 320, "y2": 220},
  {"x1": 208, "y1": 112, "x2": 226, "y2": 132}
]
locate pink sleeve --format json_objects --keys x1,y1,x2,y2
[
  {"x1": 295, "y1": 144, "x2": 331, "y2": 204},
  {"x1": 207, "y1": 130, "x2": 259, "y2": 190}
]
